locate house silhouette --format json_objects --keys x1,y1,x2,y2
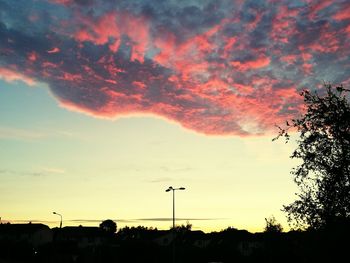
[{"x1": 0, "y1": 223, "x2": 53, "y2": 247}]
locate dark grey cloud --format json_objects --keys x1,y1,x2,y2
[{"x1": 0, "y1": 0, "x2": 349, "y2": 135}]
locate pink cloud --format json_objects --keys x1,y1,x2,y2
[
  {"x1": 153, "y1": 31, "x2": 177, "y2": 67},
  {"x1": 132, "y1": 81, "x2": 146, "y2": 89},
  {"x1": 308, "y1": 0, "x2": 332, "y2": 20},
  {"x1": 298, "y1": 22, "x2": 340, "y2": 54},
  {"x1": 49, "y1": 0, "x2": 72, "y2": 5},
  {"x1": 246, "y1": 11, "x2": 263, "y2": 31},
  {"x1": 231, "y1": 56, "x2": 271, "y2": 71},
  {"x1": 270, "y1": 5, "x2": 300, "y2": 44},
  {"x1": 73, "y1": 12, "x2": 150, "y2": 63},
  {"x1": 346, "y1": 25, "x2": 350, "y2": 36},
  {"x1": 302, "y1": 63, "x2": 313, "y2": 75},
  {"x1": 47, "y1": 47, "x2": 60, "y2": 54},
  {"x1": 60, "y1": 72, "x2": 83, "y2": 82},
  {"x1": 27, "y1": 51, "x2": 38, "y2": 62},
  {"x1": 153, "y1": 24, "x2": 225, "y2": 85},
  {"x1": 0, "y1": 67, "x2": 36, "y2": 86},
  {"x1": 333, "y1": 4, "x2": 350, "y2": 21},
  {"x1": 280, "y1": 54, "x2": 298, "y2": 64},
  {"x1": 1, "y1": 0, "x2": 349, "y2": 136},
  {"x1": 223, "y1": 37, "x2": 237, "y2": 53}
]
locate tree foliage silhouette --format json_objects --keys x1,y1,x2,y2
[
  {"x1": 99, "y1": 219, "x2": 117, "y2": 234},
  {"x1": 264, "y1": 216, "x2": 283, "y2": 233},
  {"x1": 275, "y1": 84, "x2": 350, "y2": 229}
]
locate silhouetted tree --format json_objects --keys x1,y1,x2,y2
[
  {"x1": 275, "y1": 84, "x2": 350, "y2": 229},
  {"x1": 99, "y1": 219, "x2": 117, "y2": 234},
  {"x1": 172, "y1": 222, "x2": 192, "y2": 232},
  {"x1": 264, "y1": 216, "x2": 283, "y2": 233}
]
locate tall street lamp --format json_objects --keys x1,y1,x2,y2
[
  {"x1": 53, "y1": 212, "x2": 62, "y2": 228},
  {"x1": 165, "y1": 186, "x2": 186, "y2": 230},
  {"x1": 166, "y1": 186, "x2": 185, "y2": 263}
]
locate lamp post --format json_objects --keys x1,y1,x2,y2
[
  {"x1": 165, "y1": 186, "x2": 185, "y2": 263},
  {"x1": 165, "y1": 186, "x2": 185, "y2": 229},
  {"x1": 53, "y1": 212, "x2": 62, "y2": 228}
]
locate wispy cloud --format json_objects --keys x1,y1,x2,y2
[
  {"x1": 39, "y1": 167, "x2": 66, "y2": 174},
  {"x1": 69, "y1": 218, "x2": 223, "y2": 224},
  {"x1": 5, "y1": 217, "x2": 226, "y2": 226},
  {"x1": 0, "y1": 126, "x2": 81, "y2": 141},
  {"x1": 0, "y1": 167, "x2": 66, "y2": 177},
  {"x1": 0, "y1": 127, "x2": 46, "y2": 140},
  {"x1": 159, "y1": 166, "x2": 193, "y2": 173},
  {"x1": 6, "y1": 219, "x2": 57, "y2": 224},
  {"x1": 146, "y1": 177, "x2": 173, "y2": 183},
  {"x1": 0, "y1": 0, "x2": 349, "y2": 136},
  {"x1": 135, "y1": 218, "x2": 224, "y2": 222},
  {"x1": 70, "y1": 219, "x2": 134, "y2": 224}
]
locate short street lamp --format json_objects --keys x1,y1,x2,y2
[{"x1": 53, "y1": 211, "x2": 62, "y2": 228}]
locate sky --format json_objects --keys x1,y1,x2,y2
[{"x1": 0, "y1": 0, "x2": 349, "y2": 232}]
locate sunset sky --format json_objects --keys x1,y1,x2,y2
[{"x1": 1, "y1": 0, "x2": 350, "y2": 232}]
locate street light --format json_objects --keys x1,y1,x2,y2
[
  {"x1": 165, "y1": 186, "x2": 185, "y2": 230},
  {"x1": 166, "y1": 186, "x2": 185, "y2": 263},
  {"x1": 53, "y1": 212, "x2": 62, "y2": 228}
]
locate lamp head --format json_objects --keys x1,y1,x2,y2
[
  {"x1": 166, "y1": 186, "x2": 173, "y2": 192},
  {"x1": 179, "y1": 187, "x2": 185, "y2": 190}
]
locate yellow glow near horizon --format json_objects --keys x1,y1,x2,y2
[{"x1": 0, "y1": 81, "x2": 300, "y2": 233}]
